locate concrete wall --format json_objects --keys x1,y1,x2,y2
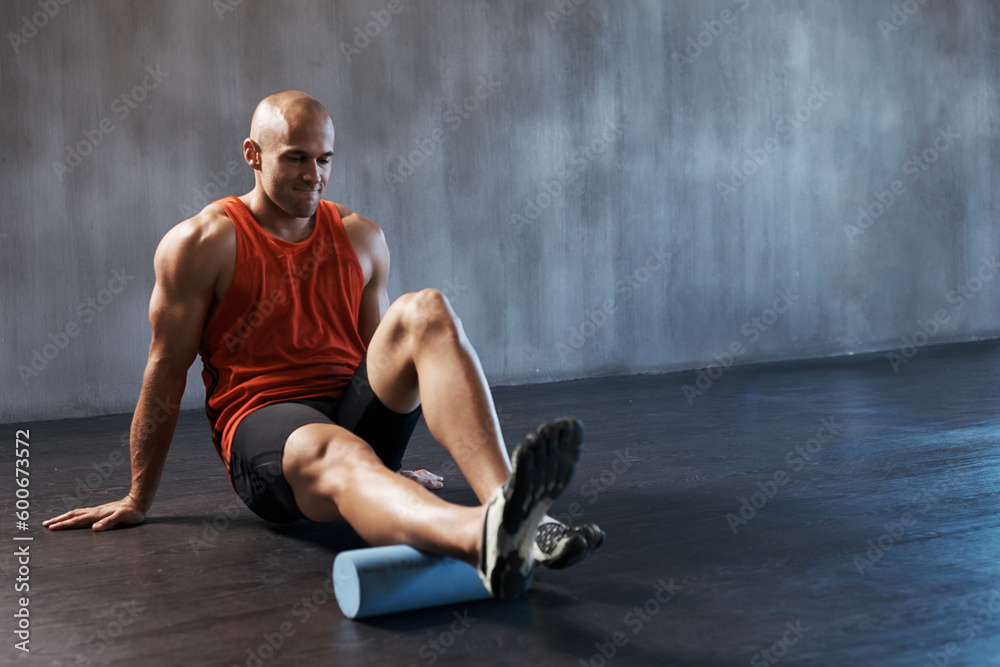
[{"x1": 2, "y1": 0, "x2": 998, "y2": 422}]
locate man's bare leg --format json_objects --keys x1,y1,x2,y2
[
  {"x1": 282, "y1": 412, "x2": 583, "y2": 598},
  {"x1": 361, "y1": 288, "x2": 513, "y2": 502},
  {"x1": 282, "y1": 423, "x2": 483, "y2": 564},
  {"x1": 282, "y1": 289, "x2": 593, "y2": 595},
  {"x1": 283, "y1": 289, "x2": 512, "y2": 553},
  {"x1": 358, "y1": 289, "x2": 603, "y2": 573}
]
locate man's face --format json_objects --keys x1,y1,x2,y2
[{"x1": 256, "y1": 111, "x2": 334, "y2": 219}]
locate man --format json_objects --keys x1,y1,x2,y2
[{"x1": 44, "y1": 91, "x2": 603, "y2": 598}]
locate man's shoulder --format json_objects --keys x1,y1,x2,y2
[
  {"x1": 329, "y1": 203, "x2": 388, "y2": 284},
  {"x1": 187, "y1": 200, "x2": 235, "y2": 238},
  {"x1": 332, "y1": 203, "x2": 385, "y2": 244},
  {"x1": 157, "y1": 202, "x2": 236, "y2": 264}
]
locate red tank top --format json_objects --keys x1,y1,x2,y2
[{"x1": 199, "y1": 196, "x2": 366, "y2": 471}]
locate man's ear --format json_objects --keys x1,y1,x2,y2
[{"x1": 242, "y1": 138, "x2": 262, "y2": 170}]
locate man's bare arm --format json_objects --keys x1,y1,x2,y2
[
  {"x1": 44, "y1": 214, "x2": 225, "y2": 530},
  {"x1": 340, "y1": 205, "x2": 390, "y2": 348}
]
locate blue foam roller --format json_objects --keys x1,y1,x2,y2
[{"x1": 333, "y1": 545, "x2": 491, "y2": 619}]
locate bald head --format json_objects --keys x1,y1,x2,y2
[
  {"x1": 250, "y1": 90, "x2": 333, "y2": 152},
  {"x1": 243, "y1": 90, "x2": 335, "y2": 219}
]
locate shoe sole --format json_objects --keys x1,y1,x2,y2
[
  {"x1": 542, "y1": 522, "x2": 606, "y2": 570},
  {"x1": 483, "y1": 417, "x2": 584, "y2": 599}
]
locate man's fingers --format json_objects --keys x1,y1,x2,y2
[
  {"x1": 45, "y1": 498, "x2": 143, "y2": 533},
  {"x1": 398, "y1": 468, "x2": 445, "y2": 490},
  {"x1": 92, "y1": 512, "x2": 111, "y2": 531},
  {"x1": 45, "y1": 515, "x2": 88, "y2": 531},
  {"x1": 43, "y1": 510, "x2": 80, "y2": 527},
  {"x1": 92, "y1": 510, "x2": 127, "y2": 531},
  {"x1": 43, "y1": 510, "x2": 86, "y2": 530},
  {"x1": 45, "y1": 506, "x2": 115, "y2": 531},
  {"x1": 404, "y1": 469, "x2": 444, "y2": 482}
]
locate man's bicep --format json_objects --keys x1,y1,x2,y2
[
  {"x1": 357, "y1": 282, "x2": 389, "y2": 347},
  {"x1": 147, "y1": 287, "x2": 208, "y2": 370},
  {"x1": 357, "y1": 229, "x2": 390, "y2": 346},
  {"x1": 147, "y1": 228, "x2": 215, "y2": 371}
]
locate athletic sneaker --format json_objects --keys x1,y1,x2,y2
[
  {"x1": 477, "y1": 417, "x2": 584, "y2": 599},
  {"x1": 533, "y1": 516, "x2": 605, "y2": 569}
]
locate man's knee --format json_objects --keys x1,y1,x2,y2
[
  {"x1": 284, "y1": 426, "x2": 377, "y2": 495},
  {"x1": 396, "y1": 288, "x2": 462, "y2": 340}
]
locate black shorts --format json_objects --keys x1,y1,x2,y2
[{"x1": 229, "y1": 356, "x2": 422, "y2": 523}]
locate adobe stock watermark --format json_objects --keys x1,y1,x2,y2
[
  {"x1": 384, "y1": 73, "x2": 502, "y2": 192},
  {"x1": 671, "y1": 0, "x2": 752, "y2": 71},
  {"x1": 187, "y1": 496, "x2": 246, "y2": 554},
  {"x1": 853, "y1": 480, "x2": 947, "y2": 576},
  {"x1": 749, "y1": 619, "x2": 810, "y2": 666},
  {"x1": 844, "y1": 127, "x2": 960, "y2": 243},
  {"x1": 879, "y1": 0, "x2": 931, "y2": 40},
  {"x1": 726, "y1": 417, "x2": 843, "y2": 535},
  {"x1": 56, "y1": 445, "x2": 127, "y2": 512},
  {"x1": 408, "y1": 610, "x2": 477, "y2": 667},
  {"x1": 579, "y1": 578, "x2": 682, "y2": 667},
  {"x1": 51, "y1": 65, "x2": 170, "y2": 182},
  {"x1": 210, "y1": 0, "x2": 243, "y2": 18},
  {"x1": 555, "y1": 245, "x2": 670, "y2": 361},
  {"x1": 922, "y1": 586, "x2": 1000, "y2": 667},
  {"x1": 682, "y1": 288, "x2": 798, "y2": 405},
  {"x1": 234, "y1": 578, "x2": 337, "y2": 667},
  {"x1": 512, "y1": 119, "x2": 624, "y2": 229},
  {"x1": 76, "y1": 600, "x2": 146, "y2": 666},
  {"x1": 338, "y1": 0, "x2": 411, "y2": 63},
  {"x1": 213, "y1": 0, "x2": 245, "y2": 19},
  {"x1": 212, "y1": 0, "x2": 243, "y2": 21},
  {"x1": 438, "y1": 278, "x2": 469, "y2": 306},
  {"x1": 178, "y1": 160, "x2": 241, "y2": 217},
  {"x1": 545, "y1": 0, "x2": 587, "y2": 30},
  {"x1": 717, "y1": 84, "x2": 834, "y2": 199},
  {"x1": 887, "y1": 256, "x2": 998, "y2": 372},
  {"x1": 57, "y1": 396, "x2": 176, "y2": 513},
  {"x1": 551, "y1": 449, "x2": 638, "y2": 526},
  {"x1": 17, "y1": 268, "x2": 137, "y2": 384},
  {"x1": 7, "y1": 0, "x2": 72, "y2": 54}
]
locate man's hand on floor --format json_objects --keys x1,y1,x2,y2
[
  {"x1": 397, "y1": 469, "x2": 444, "y2": 490},
  {"x1": 43, "y1": 495, "x2": 146, "y2": 532}
]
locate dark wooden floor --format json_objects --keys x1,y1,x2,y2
[{"x1": 5, "y1": 341, "x2": 1000, "y2": 666}]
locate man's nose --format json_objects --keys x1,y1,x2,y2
[{"x1": 303, "y1": 161, "x2": 321, "y2": 183}]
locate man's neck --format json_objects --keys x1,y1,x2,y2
[{"x1": 239, "y1": 189, "x2": 314, "y2": 243}]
